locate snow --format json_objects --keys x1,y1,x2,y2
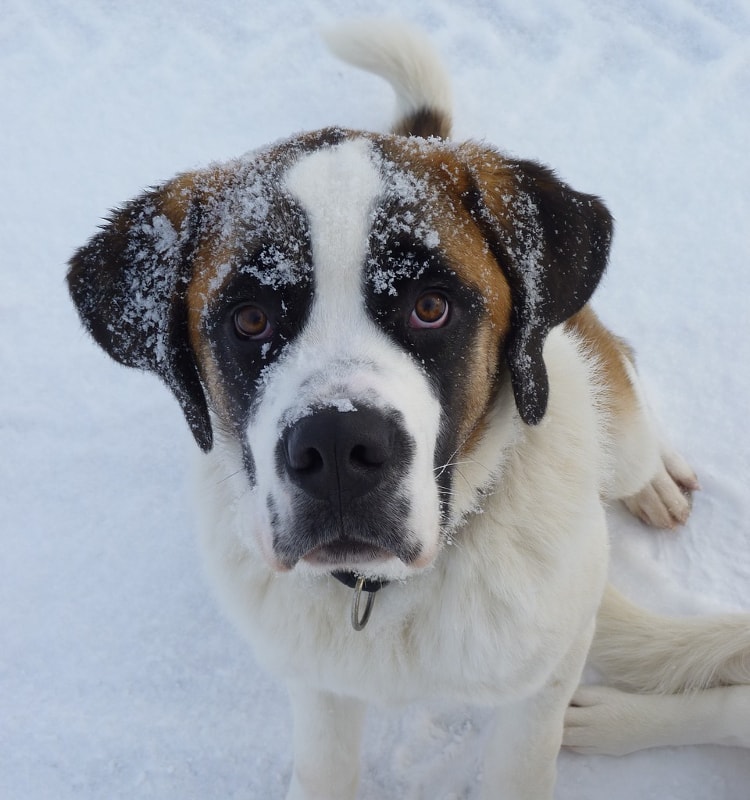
[{"x1": 1, "y1": 0, "x2": 748, "y2": 798}]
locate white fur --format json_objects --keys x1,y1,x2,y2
[{"x1": 565, "y1": 684, "x2": 750, "y2": 755}]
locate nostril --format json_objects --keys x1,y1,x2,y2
[
  {"x1": 350, "y1": 442, "x2": 388, "y2": 469},
  {"x1": 288, "y1": 445, "x2": 324, "y2": 474}
]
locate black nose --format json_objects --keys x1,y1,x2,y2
[{"x1": 281, "y1": 407, "x2": 401, "y2": 502}]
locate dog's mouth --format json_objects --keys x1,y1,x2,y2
[{"x1": 302, "y1": 539, "x2": 396, "y2": 567}]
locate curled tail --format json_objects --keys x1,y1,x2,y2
[
  {"x1": 323, "y1": 20, "x2": 452, "y2": 139},
  {"x1": 592, "y1": 584, "x2": 750, "y2": 693}
]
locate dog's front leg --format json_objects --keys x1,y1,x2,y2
[
  {"x1": 480, "y1": 626, "x2": 594, "y2": 800},
  {"x1": 285, "y1": 683, "x2": 366, "y2": 800}
]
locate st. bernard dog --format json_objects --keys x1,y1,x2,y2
[{"x1": 68, "y1": 21, "x2": 750, "y2": 799}]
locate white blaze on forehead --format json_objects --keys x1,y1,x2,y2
[{"x1": 284, "y1": 138, "x2": 383, "y2": 321}]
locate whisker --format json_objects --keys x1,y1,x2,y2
[
  {"x1": 433, "y1": 432, "x2": 497, "y2": 480},
  {"x1": 434, "y1": 459, "x2": 478, "y2": 471},
  {"x1": 435, "y1": 456, "x2": 495, "y2": 482},
  {"x1": 433, "y1": 442, "x2": 467, "y2": 478},
  {"x1": 216, "y1": 469, "x2": 244, "y2": 486},
  {"x1": 452, "y1": 465, "x2": 477, "y2": 496}
]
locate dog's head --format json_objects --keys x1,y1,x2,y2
[{"x1": 68, "y1": 126, "x2": 610, "y2": 580}]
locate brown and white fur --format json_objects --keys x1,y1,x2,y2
[{"x1": 67, "y1": 21, "x2": 750, "y2": 799}]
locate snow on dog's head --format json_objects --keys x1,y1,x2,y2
[{"x1": 68, "y1": 126, "x2": 611, "y2": 581}]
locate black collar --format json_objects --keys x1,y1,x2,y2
[{"x1": 332, "y1": 570, "x2": 388, "y2": 593}]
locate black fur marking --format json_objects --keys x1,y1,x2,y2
[
  {"x1": 67, "y1": 187, "x2": 213, "y2": 450},
  {"x1": 462, "y1": 159, "x2": 612, "y2": 424},
  {"x1": 393, "y1": 107, "x2": 451, "y2": 139}
]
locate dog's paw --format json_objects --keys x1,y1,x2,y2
[
  {"x1": 623, "y1": 449, "x2": 699, "y2": 529},
  {"x1": 563, "y1": 686, "x2": 652, "y2": 756}
]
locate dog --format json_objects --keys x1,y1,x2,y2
[{"x1": 67, "y1": 21, "x2": 750, "y2": 799}]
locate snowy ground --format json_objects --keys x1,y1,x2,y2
[{"x1": 2, "y1": 1, "x2": 749, "y2": 798}]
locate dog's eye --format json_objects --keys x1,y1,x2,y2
[
  {"x1": 234, "y1": 305, "x2": 272, "y2": 340},
  {"x1": 409, "y1": 291, "x2": 449, "y2": 329}
]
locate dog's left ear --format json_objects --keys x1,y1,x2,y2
[
  {"x1": 462, "y1": 148, "x2": 613, "y2": 424},
  {"x1": 67, "y1": 175, "x2": 213, "y2": 451}
]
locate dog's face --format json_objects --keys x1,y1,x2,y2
[{"x1": 68, "y1": 127, "x2": 611, "y2": 580}]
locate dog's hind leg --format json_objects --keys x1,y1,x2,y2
[
  {"x1": 566, "y1": 306, "x2": 699, "y2": 529},
  {"x1": 564, "y1": 683, "x2": 750, "y2": 754}
]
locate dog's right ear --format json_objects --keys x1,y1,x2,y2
[{"x1": 67, "y1": 175, "x2": 213, "y2": 451}]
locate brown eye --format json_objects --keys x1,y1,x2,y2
[
  {"x1": 409, "y1": 291, "x2": 449, "y2": 329},
  {"x1": 234, "y1": 305, "x2": 272, "y2": 340}
]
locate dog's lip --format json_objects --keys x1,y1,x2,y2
[{"x1": 302, "y1": 540, "x2": 396, "y2": 567}]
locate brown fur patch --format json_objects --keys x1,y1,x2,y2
[
  {"x1": 158, "y1": 172, "x2": 200, "y2": 230},
  {"x1": 440, "y1": 216, "x2": 513, "y2": 456},
  {"x1": 565, "y1": 306, "x2": 638, "y2": 420},
  {"x1": 186, "y1": 241, "x2": 235, "y2": 418}
]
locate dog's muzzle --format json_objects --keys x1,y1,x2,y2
[{"x1": 273, "y1": 406, "x2": 419, "y2": 569}]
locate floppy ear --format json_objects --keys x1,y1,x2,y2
[
  {"x1": 67, "y1": 175, "x2": 213, "y2": 451},
  {"x1": 463, "y1": 150, "x2": 613, "y2": 424}
]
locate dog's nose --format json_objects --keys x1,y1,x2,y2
[{"x1": 281, "y1": 407, "x2": 400, "y2": 502}]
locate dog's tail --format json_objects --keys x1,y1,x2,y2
[
  {"x1": 592, "y1": 584, "x2": 750, "y2": 693},
  {"x1": 323, "y1": 20, "x2": 452, "y2": 139}
]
